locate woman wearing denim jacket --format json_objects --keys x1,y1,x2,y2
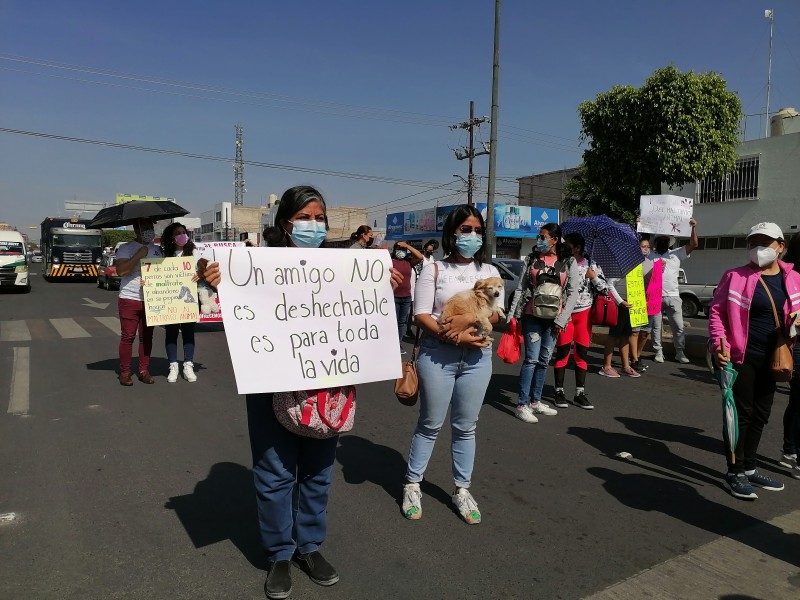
[
  {"x1": 509, "y1": 223, "x2": 581, "y2": 423},
  {"x1": 401, "y1": 205, "x2": 501, "y2": 525},
  {"x1": 709, "y1": 222, "x2": 800, "y2": 501}
]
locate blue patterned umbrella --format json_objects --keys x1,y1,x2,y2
[{"x1": 561, "y1": 215, "x2": 643, "y2": 279}]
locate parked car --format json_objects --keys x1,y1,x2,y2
[
  {"x1": 493, "y1": 258, "x2": 524, "y2": 313},
  {"x1": 678, "y1": 268, "x2": 716, "y2": 318},
  {"x1": 97, "y1": 255, "x2": 121, "y2": 290}
]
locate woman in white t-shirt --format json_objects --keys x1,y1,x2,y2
[
  {"x1": 161, "y1": 222, "x2": 200, "y2": 383},
  {"x1": 114, "y1": 218, "x2": 163, "y2": 386},
  {"x1": 401, "y1": 205, "x2": 501, "y2": 525}
]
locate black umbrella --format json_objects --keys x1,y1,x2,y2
[{"x1": 88, "y1": 200, "x2": 190, "y2": 228}]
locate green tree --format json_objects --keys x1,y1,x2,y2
[
  {"x1": 565, "y1": 66, "x2": 743, "y2": 223},
  {"x1": 102, "y1": 229, "x2": 136, "y2": 248}
]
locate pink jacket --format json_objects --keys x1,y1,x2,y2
[{"x1": 708, "y1": 261, "x2": 800, "y2": 364}]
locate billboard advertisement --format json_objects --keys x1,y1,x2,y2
[
  {"x1": 476, "y1": 203, "x2": 559, "y2": 238},
  {"x1": 116, "y1": 194, "x2": 176, "y2": 204}
]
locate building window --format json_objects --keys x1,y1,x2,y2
[
  {"x1": 734, "y1": 236, "x2": 747, "y2": 249},
  {"x1": 696, "y1": 155, "x2": 759, "y2": 204},
  {"x1": 719, "y1": 237, "x2": 735, "y2": 250},
  {"x1": 705, "y1": 237, "x2": 719, "y2": 249},
  {"x1": 215, "y1": 211, "x2": 222, "y2": 222}
]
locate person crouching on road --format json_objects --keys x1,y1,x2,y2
[
  {"x1": 114, "y1": 218, "x2": 163, "y2": 386},
  {"x1": 202, "y1": 185, "x2": 404, "y2": 600},
  {"x1": 709, "y1": 222, "x2": 800, "y2": 500},
  {"x1": 551, "y1": 233, "x2": 607, "y2": 410},
  {"x1": 161, "y1": 222, "x2": 200, "y2": 383}
]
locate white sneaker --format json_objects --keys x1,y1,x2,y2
[
  {"x1": 452, "y1": 488, "x2": 481, "y2": 524},
  {"x1": 676, "y1": 352, "x2": 690, "y2": 364},
  {"x1": 402, "y1": 483, "x2": 422, "y2": 519},
  {"x1": 167, "y1": 362, "x2": 179, "y2": 383},
  {"x1": 531, "y1": 401, "x2": 558, "y2": 416},
  {"x1": 514, "y1": 404, "x2": 539, "y2": 423},
  {"x1": 654, "y1": 351, "x2": 665, "y2": 363},
  {"x1": 183, "y1": 361, "x2": 197, "y2": 382}
]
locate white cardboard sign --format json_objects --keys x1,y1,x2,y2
[
  {"x1": 637, "y1": 195, "x2": 694, "y2": 237},
  {"x1": 216, "y1": 247, "x2": 402, "y2": 394}
]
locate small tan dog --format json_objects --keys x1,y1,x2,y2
[{"x1": 439, "y1": 276, "x2": 505, "y2": 338}]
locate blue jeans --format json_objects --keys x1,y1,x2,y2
[
  {"x1": 165, "y1": 322, "x2": 195, "y2": 362},
  {"x1": 394, "y1": 296, "x2": 412, "y2": 341},
  {"x1": 518, "y1": 314, "x2": 557, "y2": 405},
  {"x1": 406, "y1": 336, "x2": 492, "y2": 488},
  {"x1": 246, "y1": 394, "x2": 339, "y2": 562}
]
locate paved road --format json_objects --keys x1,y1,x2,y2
[{"x1": 1, "y1": 277, "x2": 798, "y2": 599}]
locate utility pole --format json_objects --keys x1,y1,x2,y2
[
  {"x1": 765, "y1": 9, "x2": 774, "y2": 138},
  {"x1": 234, "y1": 124, "x2": 246, "y2": 206},
  {"x1": 485, "y1": 0, "x2": 501, "y2": 257},
  {"x1": 450, "y1": 101, "x2": 489, "y2": 205}
]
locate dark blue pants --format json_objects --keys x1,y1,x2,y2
[
  {"x1": 246, "y1": 394, "x2": 339, "y2": 562},
  {"x1": 165, "y1": 322, "x2": 195, "y2": 362},
  {"x1": 395, "y1": 296, "x2": 412, "y2": 341}
]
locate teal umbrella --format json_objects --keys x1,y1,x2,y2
[{"x1": 715, "y1": 350, "x2": 738, "y2": 465}]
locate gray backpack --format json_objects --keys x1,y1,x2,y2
[{"x1": 531, "y1": 260, "x2": 565, "y2": 319}]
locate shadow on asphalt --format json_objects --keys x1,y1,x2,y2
[
  {"x1": 164, "y1": 461, "x2": 266, "y2": 570},
  {"x1": 588, "y1": 467, "x2": 800, "y2": 567},
  {"x1": 616, "y1": 417, "x2": 720, "y2": 455},
  {"x1": 568, "y1": 426, "x2": 722, "y2": 488},
  {"x1": 86, "y1": 356, "x2": 206, "y2": 377},
  {"x1": 336, "y1": 435, "x2": 452, "y2": 511},
  {"x1": 671, "y1": 365, "x2": 716, "y2": 384}
]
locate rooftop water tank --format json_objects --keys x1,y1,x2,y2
[{"x1": 770, "y1": 107, "x2": 800, "y2": 136}]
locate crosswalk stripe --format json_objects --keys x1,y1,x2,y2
[
  {"x1": 25, "y1": 319, "x2": 61, "y2": 341},
  {"x1": 8, "y1": 347, "x2": 30, "y2": 415},
  {"x1": 48, "y1": 318, "x2": 91, "y2": 339},
  {"x1": 94, "y1": 317, "x2": 121, "y2": 335},
  {"x1": 74, "y1": 316, "x2": 117, "y2": 338},
  {"x1": 0, "y1": 320, "x2": 31, "y2": 342}
]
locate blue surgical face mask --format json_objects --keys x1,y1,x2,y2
[
  {"x1": 536, "y1": 237, "x2": 550, "y2": 252},
  {"x1": 288, "y1": 220, "x2": 327, "y2": 248},
  {"x1": 455, "y1": 232, "x2": 483, "y2": 259}
]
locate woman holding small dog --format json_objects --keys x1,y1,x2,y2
[
  {"x1": 509, "y1": 223, "x2": 581, "y2": 423},
  {"x1": 203, "y1": 186, "x2": 403, "y2": 599},
  {"x1": 161, "y1": 222, "x2": 200, "y2": 383},
  {"x1": 401, "y1": 205, "x2": 501, "y2": 525}
]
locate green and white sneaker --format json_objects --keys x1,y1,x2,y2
[
  {"x1": 452, "y1": 488, "x2": 481, "y2": 524},
  {"x1": 402, "y1": 483, "x2": 422, "y2": 520}
]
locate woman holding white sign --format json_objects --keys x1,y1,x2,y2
[
  {"x1": 401, "y1": 205, "x2": 501, "y2": 525},
  {"x1": 203, "y1": 186, "x2": 403, "y2": 600}
]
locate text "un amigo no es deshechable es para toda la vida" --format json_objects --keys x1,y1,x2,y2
[{"x1": 226, "y1": 252, "x2": 391, "y2": 380}]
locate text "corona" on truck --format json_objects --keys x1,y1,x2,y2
[{"x1": 40, "y1": 218, "x2": 103, "y2": 280}]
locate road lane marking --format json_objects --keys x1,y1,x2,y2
[
  {"x1": 94, "y1": 317, "x2": 121, "y2": 335},
  {"x1": 8, "y1": 347, "x2": 30, "y2": 415},
  {"x1": 0, "y1": 320, "x2": 31, "y2": 342},
  {"x1": 49, "y1": 318, "x2": 91, "y2": 339},
  {"x1": 24, "y1": 319, "x2": 60, "y2": 341}
]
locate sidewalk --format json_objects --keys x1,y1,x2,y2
[
  {"x1": 592, "y1": 317, "x2": 709, "y2": 361},
  {"x1": 584, "y1": 508, "x2": 800, "y2": 600}
]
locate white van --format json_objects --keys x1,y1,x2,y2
[{"x1": 0, "y1": 230, "x2": 31, "y2": 292}]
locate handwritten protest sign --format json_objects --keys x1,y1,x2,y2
[
  {"x1": 141, "y1": 257, "x2": 199, "y2": 326},
  {"x1": 194, "y1": 241, "x2": 246, "y2": 323},
  {"x1": 625, "y1": 264, "x2": 648, "y2": 328},
  {"x1": 215, "y1": 247, "x2": 402, "y2": 394},
  {"x1": 637, "y1": 195, "x2": 694, "y2": 237}
]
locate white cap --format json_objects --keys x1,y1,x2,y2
[{"x1": 747, "y1": 222, "x2": 784, "y2": 241}]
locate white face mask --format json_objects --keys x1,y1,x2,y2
[
  {"x1": 140, "y1": 229, "x2": 156, "y2": 244},
  {"x1": 749, "y1": 245, "x2": 778, "y2": 268}
]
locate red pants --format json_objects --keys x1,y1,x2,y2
[
  {"x1": 118, "y1": 298, "x2": 154, "y2": 374},
  {"x1": 554, "y1": 309, "x2": 591, "y2": 370}
]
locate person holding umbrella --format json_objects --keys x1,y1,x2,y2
[
  {"x1": 709, "y1": 222, "x2": 800, "y2": 500},
  {"x1": 114, "y1": 218, "x2": 163, "y2": 386}
]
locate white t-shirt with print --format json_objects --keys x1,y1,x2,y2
[
  {"x1": 116, "y1": 241, "x2": 163, "y2": 301},
  {"x1": 651, "y1": 246, "x2": 688, "y2": 298},
  {"x1": 413, "y1": 260, "x2": 501, "y2": 320}
]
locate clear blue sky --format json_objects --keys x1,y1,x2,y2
[{"x1": 1, "y1": 1, "x2": 798, "y2": 234}]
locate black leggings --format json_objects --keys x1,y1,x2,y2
[
  {"x1": 726, "y1": 355, "x2": 776, "y2": 473},
  {"x1": 782, "y1": 371, "x2": 800, "y2": 456}
]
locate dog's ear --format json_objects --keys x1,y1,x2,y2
[{"x1": 473, "y1": 279, "x2": 485, "y2": 290}]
